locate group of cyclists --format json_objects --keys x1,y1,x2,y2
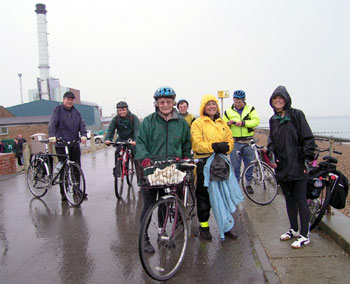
[{"x1": 49, "y1": 85, "x2": 315, "y2": 251}]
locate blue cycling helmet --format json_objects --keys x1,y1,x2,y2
[
  {"x1": 233, "y1": 90, "x2": 246, "y2": 99},
  {"x1": 154, "y1": 86, "x2": 176, "y2": 100}
]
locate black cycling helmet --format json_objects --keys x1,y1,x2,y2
[
  {"x1": 177, "y1": 99, "x2": 189, "y2": 109},
  {"x1": 116, "y1": 101, "x2": 128, "y2": 109}
]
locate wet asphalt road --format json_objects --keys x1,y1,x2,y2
[{"x1": 0, "y1": 148, "x2": 266, "y2": 284}]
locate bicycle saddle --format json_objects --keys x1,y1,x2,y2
[{"x1": 323, "y1": 155, "x2": 338, "y2": 164}]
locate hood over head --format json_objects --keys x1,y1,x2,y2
[
  {"x1": 199, "y1": 95, "x2": 220, "y2": 117},
  {"x1": 269, "y1": 86, "x2": 292, "y2": 112}
]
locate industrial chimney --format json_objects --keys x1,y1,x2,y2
[{"x1": 35, "y1": 3, "x2": 50, "y2": 100}]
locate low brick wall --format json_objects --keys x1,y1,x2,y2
[{"x1": 0, "y1": 153, "x2": 16, "y2": 175}]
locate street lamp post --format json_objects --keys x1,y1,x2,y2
[{"x1": 18, "y1": 73, "x2": 23, "y2": 104}]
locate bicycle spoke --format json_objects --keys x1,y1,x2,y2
[
  {"x1": 139, "y1": 197, "x2": 188, "y2": 281},
  {"x1": 242, "y1": 161, "x2": 278, "y2": 205}
]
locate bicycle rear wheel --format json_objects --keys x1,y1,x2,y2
[
  {"x1": 27, "y1": 159, "x2": 50, "y2": 197},
  {"x1": 126, "y1": 156, "x2": 135, "y2": 186},
  {"x1": 63, "y1": 163, "x2": 86, "y2": 206},
  {"x1": 309, "y1": 184, "x2": 332, "y2": 231},
  {"x1": 139, "y1": 197, "x2": 189, "y2": 281},
  {"x1": 114, "y1": 159, "x2": 124, "y2": 199},
  {"x1": 242, "y1": 161, "x2": 278, "y2": 205}
]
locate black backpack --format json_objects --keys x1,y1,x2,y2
[{"x1": 329, "y1": 171, "x2": 349, "y2": 209}]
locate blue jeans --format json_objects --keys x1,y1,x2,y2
[{"x1": 230, "y1": 142, "x2": 255, "y2": 183}]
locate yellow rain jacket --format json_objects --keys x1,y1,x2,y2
[{"x1": 191, "y1": 95, "x2": 234, "y2": 158}]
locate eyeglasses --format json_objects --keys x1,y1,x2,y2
[{"x1": 158, "y1": 100, "x2": 174, "y2": 106}]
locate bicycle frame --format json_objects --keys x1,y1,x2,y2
[
  {"x1": 239, "y1": 140, "x2": 269, "y2": 183},
  {"x1": 113, "y1": 141, "x2": 133, "y2": 178},
  {"x1": 30, "y1": 141, "x2": 72, "y2": 186}
]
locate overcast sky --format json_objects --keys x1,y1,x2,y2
[{"x1": 1, "y1": 0, "x2": 349, "y2": 119}]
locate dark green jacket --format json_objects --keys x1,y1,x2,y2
[
  {"x1": 135, "y1": 109, "x2": 191, "y2": 161},
  {"x1": 105, "y1": 112, "x2": 140, "y2": 142}
]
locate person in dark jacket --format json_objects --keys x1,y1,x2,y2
[
  {"x1": 13, "y1": 135, "x2": 26, "y2": 166},
  {"x1": 105, "y1": 101, "x2": 140, "y2": 154},
  {"x1": 105, "y1": 101, "x2": 140, "y2": 181},
  {"x1": 48, "y1": 91, "x2": 87, "y2": 201},
  {"x1": 135, "y1": 86, "x2": 191, "y2": 254},
  {"x1": 0, "y1": 138, "x2": 4, "y2": 153},
  {"x1": 267, "y1": 86, "x2": 315, "y2": 249}
]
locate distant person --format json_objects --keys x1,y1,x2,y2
[
  {"x1": 0, "y1": 138, "x2": 5, "y2": 153},
  {"x1": 135, "y1": 86, "x2": 191, "y2": 253},
  {"x1": 191, "y1": 94, "x2": 241, "y2": 240},
  {"x1": 105, "y1": 101, "x2": 140, "y2": 179},
  {"x1": 105, "y1": 101, "x2": 140, "y2": 153},
  {"x1": 223, "y1": 90, "x2": 260, "y2": 194},
  {"x1": 267, "y1": 86, "x2": 315, "y2": 249},
  {"x1": 177, "y1": 99, "x2": 196, "y2": 127},
  {"x1": 13, "y1": 134, "x2": 26, "y2": 166},
  {"x1": 48, "y1": 91, "x2": 88, "y2": 201}
]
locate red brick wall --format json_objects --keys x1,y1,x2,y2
[
  {"x1": 0, "y1": 153, "x2": 16, "y2": 175},
  {"x1": 0, "y1": 124, "x2": 48, "y2": 142}
]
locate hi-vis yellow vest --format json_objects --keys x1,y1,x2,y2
[{"x1": 223, "y1": 104, "x2": 260, "y2": 137}]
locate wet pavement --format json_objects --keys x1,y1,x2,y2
[{"x1": 0, "y1": 148, "x2": 266, "y2": 284}]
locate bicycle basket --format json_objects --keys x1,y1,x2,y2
[{"x1": 137, "y1": 161, "x2": 186, "y2": 188}]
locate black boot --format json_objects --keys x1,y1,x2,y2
[
  {"x1": 143, "y1": 234, "x2": 155, "y2": 254},
  {"x1": 199, "y1": 227, "x2": 212, "y2": 240}
]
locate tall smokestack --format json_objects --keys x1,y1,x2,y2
[{"x1": 35, "y1": 3, "x2": 50, "y2": 100}]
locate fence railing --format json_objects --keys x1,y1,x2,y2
[{"x1": 256, "y1": 127, "x2": 350, "y2": 153}]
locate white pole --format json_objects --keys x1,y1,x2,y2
[
  {"x1": 18, "y1": 73, "x2": 23, "y2": 104},
  {"x1": 35, "y1": 4, "x2": 50, "y2": 100}
]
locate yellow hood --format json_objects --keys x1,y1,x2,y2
[{"x1": 199, "y1": 94, "x2": 221, "y2": 117}]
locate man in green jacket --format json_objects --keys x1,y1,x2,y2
[
  {"x1": 223, "y1": 90, "x2": 260, "y2": 194},
  {"x1": 135, "y1": 86, "x2": 191, "y2": 254}
]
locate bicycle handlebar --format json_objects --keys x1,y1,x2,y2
[
  {"x1": 108, "y1": 138, "x2": 134, "y2": 147},
  {"x1": 39, "y1": 138, "x2": 80, "y2": 146},
  {"x1": 152, "y1": 158, "x2": 201, "y2": 167}
]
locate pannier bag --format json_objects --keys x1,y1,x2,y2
[{"x1": 329, "y1": 171, "x2": 349, "y2": 209}]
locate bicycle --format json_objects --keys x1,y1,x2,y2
[
  {"x1": 110, "y1": 139, "x2": 135, "y2": 199},
  {"x1": 307, "y1": 145, "x2": 345, "y2": 231},
  {"x1": 137, "y1": 157, "x2": 197, "y2": 281},
  {"x1": 27, "y1": 138, "x2": 86, "y2": 206},
  {"x1": 238, "y1": 139, "x2": 278, "y2": 205}
]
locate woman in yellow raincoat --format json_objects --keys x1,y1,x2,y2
[{"x1": 191, "y1": 94, "x2": 239, "y2": 240}]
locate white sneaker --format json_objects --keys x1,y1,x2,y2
[
  {"x1": 291, "y1": 235, "x2": 310, "y2": 248},
  {"x1": 280, "y1": 229, "x2": 299, "y2": 241}
]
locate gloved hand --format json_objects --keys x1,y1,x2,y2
[
  {"x1": 212, "y1": 142, "x2": 229, "y2": 154},
  {"x1": 141, "y1": 158, "x2": 152, "y2": 168},
  {"x1": 80, "y1": 136, "x2": 87, "y2": 144},
  {"x1": 48, "y1": 137, "x2": 57, "y2": 143}
]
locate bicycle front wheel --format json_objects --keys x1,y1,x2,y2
[
  {"x1": 242, "y1": 161, "x2": 278, "y2": 205},
  {"x1": 126, "y1": 156, "x2": 135, "y2": 186},
  {"x1": 63, "y1": 163, "x2": 86, "y2": 206},
  {"x1": 309, "y1": 184, "x2": 332, "y2": 231},
  {"x1": 114, "y1": 159, "x2": 124, "y2": 199},
  {"x1": 139, "y1": 197, "x2": 189, "y2": 281},
  {"x1": 27, "y1": 160, "x2": 50, "y2": 197}
]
